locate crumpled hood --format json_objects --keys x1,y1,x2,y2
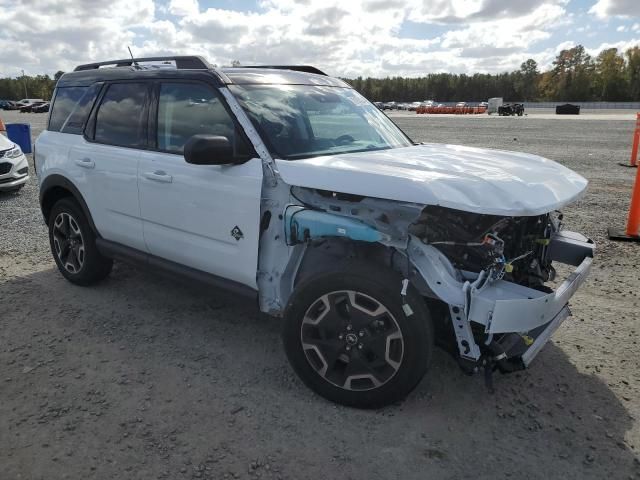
[{"x1": 275, "y1": 143, "x2": 588, "y2": 216}]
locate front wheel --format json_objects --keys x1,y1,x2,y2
[{"x1": 282, "y1": 264, "x2": 433, "y2": 408}]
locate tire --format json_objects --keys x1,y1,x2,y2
[
  {"x1": 282, "y1": 263, "x2": 434, "y2": 408},
  {"x1": 48, "y1": 198, "x2": 112, "y2": 286}
]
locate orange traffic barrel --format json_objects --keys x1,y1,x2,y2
[{"x1": 609, "y1": 113, "x2": 640, "y2": 241}]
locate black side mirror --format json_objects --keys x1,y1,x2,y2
[{"x1": 184, "y1": 134, "x2": 235, "y2": 165}]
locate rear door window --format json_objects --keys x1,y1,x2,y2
[
  {"x1": 94, "y1": 82, "x2": 148, "y2": 148},
  {"x1": 49, "y1": 86, "x2": 101, "y2": 133}
]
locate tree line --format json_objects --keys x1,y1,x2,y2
[
  {"x1": 1, "y1": 45, "x2": 638, "y2": 103},
  {"x1": 345, "y1": 45, "x2": 640, "y2": 102},
  {"x1": 0, "y1": 71, "x2": 64, "y2": 101}
]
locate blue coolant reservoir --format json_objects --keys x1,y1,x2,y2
[{"x1": 284, "y1": 206, "x2": 383, "y2": 244}]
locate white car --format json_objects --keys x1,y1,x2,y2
[
  {"x1": 0, "y1": 134, "x2": 29, "y2": 191},
  {"x1": 35, "y1": 56, "x2": 594, "y2": 408},
  {"x1": 16, "y1": 98, "x2": 45, "y2": 107}
]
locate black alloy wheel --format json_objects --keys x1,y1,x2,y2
[{"x1": 283, "y1": 263, "x2": 433, "y2": 408}]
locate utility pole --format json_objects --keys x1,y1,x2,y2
[{"x1": 21, "y1": 69, "x2": 28, "y2": 98}]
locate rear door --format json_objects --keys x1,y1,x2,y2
[
  {"x1": 137, "y1": 81, "x2": 263, "y2": 288},
  {"x1": 71, "y1": 82, "x2": 150, "y2": 251}
]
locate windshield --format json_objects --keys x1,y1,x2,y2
[{"x1": 228, "y1": 84, "x2": 413, "y2": 160}]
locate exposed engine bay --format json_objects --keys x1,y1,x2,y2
[
  {"x1": 408, "y1": 205, "x2": 558, "y2": 289},
  {"x1": 259, "y1": 184, "x2": 594, "y2": 383}
]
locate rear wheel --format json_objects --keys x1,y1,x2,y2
[
  {"x1": 283, "y1": 264, "x2": 433, "y2": 408},
  {"x1": 48, "y1": 198, "x2": 112, "y2": 285}
]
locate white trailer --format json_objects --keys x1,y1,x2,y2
[{"x1": 487, "y1": 97, "x2": 503, "y2": 114}]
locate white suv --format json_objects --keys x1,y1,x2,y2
[{"x1": 35, "y1": 56, "x2": 594, "y2": 408}]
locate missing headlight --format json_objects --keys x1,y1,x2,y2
[{"x1": 409, "y1": 206, "x2": 554, "y2": 287}]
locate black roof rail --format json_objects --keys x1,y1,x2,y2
[
  {"x1": 74, "y1": 56, "x2": 212, "y2": 71},
  {"x1": 238, "y1": 65, "x2": 327, "y2": 76}
]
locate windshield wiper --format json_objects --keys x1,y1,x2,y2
[{"x1": 284, "y1": 145, "x2": 392, "y2": 160}]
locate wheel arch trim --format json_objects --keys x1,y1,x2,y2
[{"x1": 39, "y1": 174, "x2": 99, "y2": 235}]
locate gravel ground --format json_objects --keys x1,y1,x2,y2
[{"x1": 1, "y1": 110, "x2": 639, "y2": 480}]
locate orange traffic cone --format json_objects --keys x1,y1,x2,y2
[
  {"x1": 609, "y1": 147, "x2": 640, "y2": 241},
  {"x1": 621, "y1": 113, "x2": 639, "y2": 168}
]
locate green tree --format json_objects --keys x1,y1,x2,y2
[
  {"x1": 625, "y1": 47, "x2": 640, "y2": 101},
  {"x1": 595, "y1": 48, "x2": 628, "y2": 101},
  {"x1": 550, "y1": 45, "x2": 594, "y2": 101},
  {"x1": 515, "y1": 59, "x2": 539, "y2": 101}
]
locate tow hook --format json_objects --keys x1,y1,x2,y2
[
  {"x1": 483, "y1": 350, "x2": 525, "y2": 394},
  {"x1": 483, "y1": 356, "x2": 499, "y2": 394}
]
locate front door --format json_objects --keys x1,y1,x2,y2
[{"x1": 138, "y1": 82, "x2": 263, "y2": 289}]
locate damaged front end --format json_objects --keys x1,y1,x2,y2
[
  {"x1": 278, "y1": 189, "x2": 594, "y2": 378},
  {"x1": 406, "y1": 205, "x2": 594, "y2": 374}
]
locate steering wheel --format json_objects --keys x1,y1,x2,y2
[{"x1": 334, "y1": 134, "x2": 355, "y2": 146}]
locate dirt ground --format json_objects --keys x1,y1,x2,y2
[{"x1": 1, "y1": 109, "x2": 639, "y2": 480}]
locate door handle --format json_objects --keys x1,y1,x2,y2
[
  {"x1": 75, "y1": 158, "x2": 95, "y2": 169},
  {"x1": 143, "y1": 170, "x2": 173, "y2": 183}
]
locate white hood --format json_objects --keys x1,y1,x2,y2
[
  {"x1": 0, "y1": 134, "x2": 15, "y2": 151},
  {"x1": 275, "y1": 144, "x2": 588, "y2": 216}
]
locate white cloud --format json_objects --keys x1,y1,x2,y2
[
  {"x1": 168, "y1": 0, "x2": 199, "y2": 17},
  {"x1": 617, "y1": 25, "x2": 627, "y2": 32},
  {"x1": 585, "y1": 38, "x2": 640, "y2": 57},
  {"x1": 0, "y1": 0, "x2": 637, "y2": 78},
  {"x1": 589, "y1": 0, "x2": 640, "y2": 19},
  {"x1": 408, "y1": 0, "x2": 568, "y2": 24},
  {"x1": 0, "y1": 0, "x2": 154, "y2": 75}
]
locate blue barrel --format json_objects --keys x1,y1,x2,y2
[{"x1": 6, "y1": 123, "x2": 32, "y2": 154}]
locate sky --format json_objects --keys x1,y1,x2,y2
[{"x1": 0, "y1": 0, "x2": 639, "y2": 78}]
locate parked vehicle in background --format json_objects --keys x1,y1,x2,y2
[
  {"x1": 0, "y1": 134, "x2": 29, "y2": 192},
  {"x1": 478, "y1": 101, "x2": 488, "y2": 108},
  {"x1": 1, "y1": 100, "x2": 20, "y2": 110},
  {"x1": 31, "y1": 102, "x2": 50, "y2": 113},
  {"x1": 408, "y1": 102, "x2": 422, "y2": 111},
  {"x1": 556, "y1": 104, "x2": 580, "y2": 115},
  {"x1": 383, "y1": 101, "x2": 396, "y2": 110},
  {"x1": 498, "y1": 103, "x2": 525, "y2": 116},
  {"x1": 20, "y1": 101, "x2": 47, "y2": 113},
  {"x1": 16, "y1": 98, "x2": 45, "y2": 107},
  {"x1": 373, "y1": 101, "x2": 384, "y2": 110},
  {"x1": 35, "y1": 55, "x2": 594, "y2": 408},
  {"x1": 455, "y1": 101, "x2": 467, "y2": 108}
]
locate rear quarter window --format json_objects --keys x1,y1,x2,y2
[{"x1": 48, "y1": 84, "x2": 101, "y2": 134}]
